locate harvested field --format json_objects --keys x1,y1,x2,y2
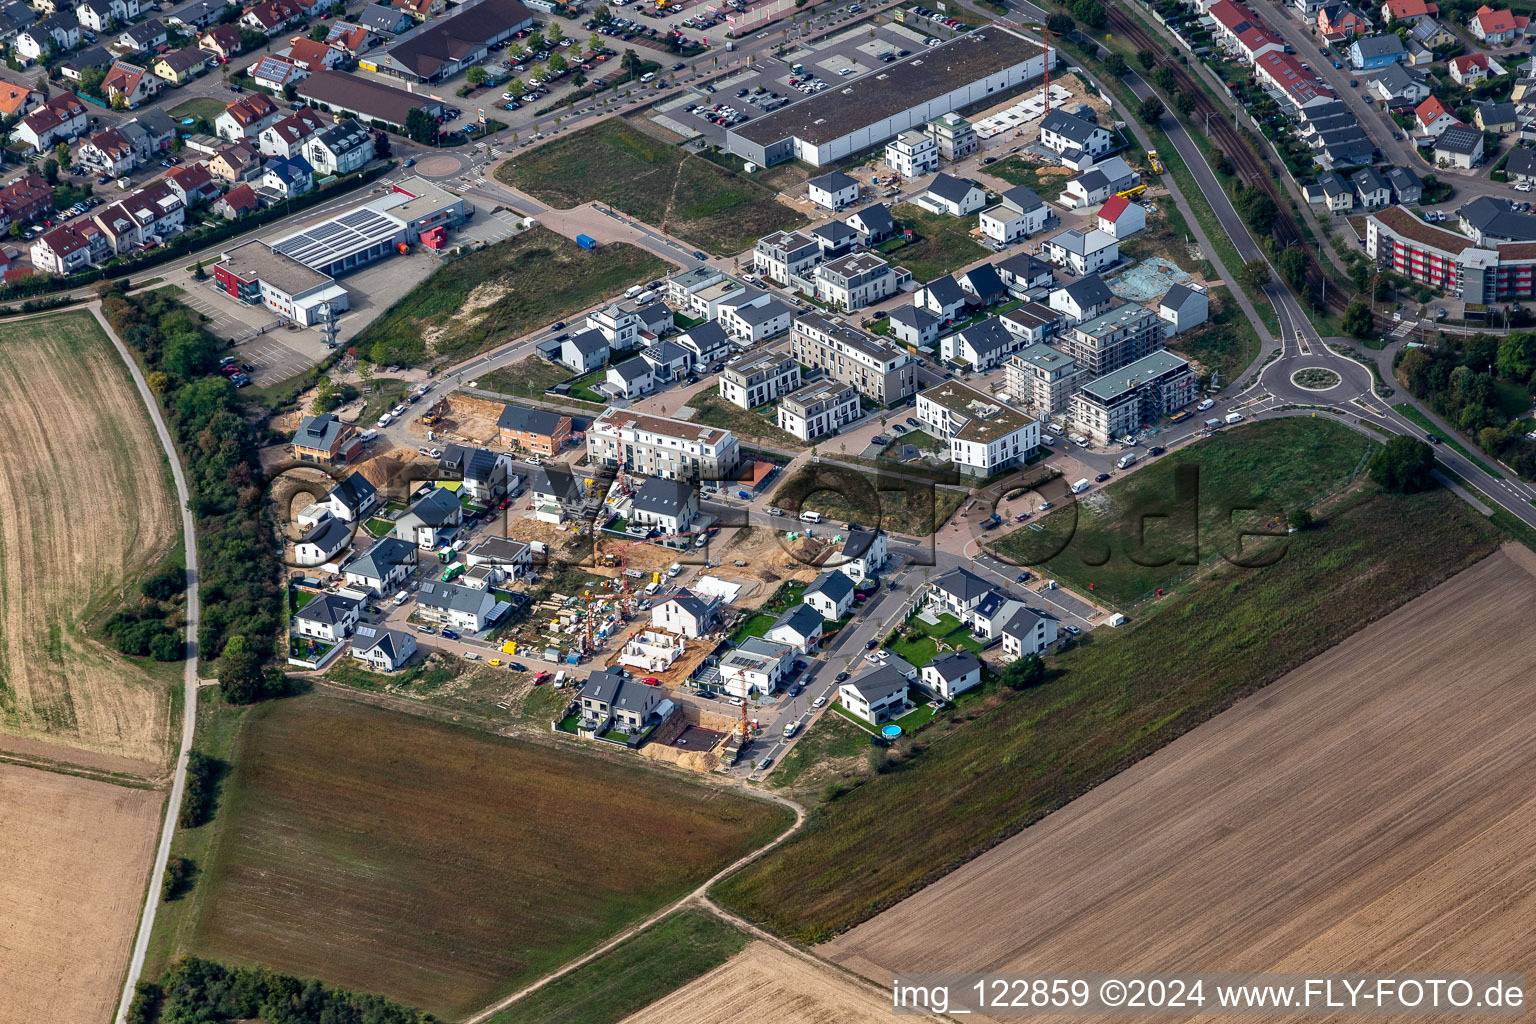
[
  {"x1": 186, "y1": 695, "x2": 793, "y2": 1019},
  {"x1": 622, "y1": 941, "x2": 938, "y2": 1024},
  {"x1": 0, "y1": 763, "x2": 161, "y2": 1024},
  {"x1": 827, "y1": 544, "x2": 1536, "y2": 1008},
  {"x1": 0, "y1": 311, "x2": 180, "y2": 769}
]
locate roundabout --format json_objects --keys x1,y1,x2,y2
[{"x1": 1290, "y1": 366, "x2": 1343, "y2": 391}]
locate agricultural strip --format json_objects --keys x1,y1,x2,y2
[
  {"x1": 712, "y1": 484, "x2": 1501, "y2": 942},
  {"x1": 0, "y1": 763, "x2": 161, "y2": 1024},
  {"x1": 353, "y1": 226, "x2": 672, "y2": 367},
  {"x1": 185, "y1": 695, "x2": 793, "y2": 1018},
  {"x1": 827, "y1": 544, "x2": 1536, "y2": 1005},
  {"x1": 494, "y1": 119, "x2": 804, "y2": 254},
  {"x1": 0, "y1": 310, "x2": 179, "y2": 769}
]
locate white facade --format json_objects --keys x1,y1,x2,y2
[
  {"x1": 979, "y1": 200, "x2": 1049, "y2": 243},
  {"x1": 884, "y1": 129, "x2": 938, "y2": 178}
]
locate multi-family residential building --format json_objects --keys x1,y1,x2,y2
[
  {"x1": 31, "y1": 219, "x2": 109, "y2": 273},
  {"x1": 884, "y1": 128, "x2": 938, "y2": 178},
  {"x1": 1069, "y1": 349, "x2": 1197, "y2": 444},
  {"x1": 497, "y1": 403, "x2": 571, "y2": 455},
  {"x1": 77, "y1": 126, "x2": 138, "y2": 175},
  {"x1": 586, "y1": 409, "x2": 740, "y2": 485},
  {"x1": 715, "y1": 287, "x2": 794, "y2": 342},
  {"x1": 1042, "y1": 226, "x2": 1119, "y2": 275},
  {"x1": 813, "y1": 251, "x2": 905, "y2": 311},
  {"x1": 216, "y1": 93, "x2": 281, "y2": 141},
  {"x1": 1059, "y1": 302, "x2": 1164, "y2": 376},
  {"x1": 258, "y1": 107, "x2": 326, "y2": 157},
  {"x1": 776, "y1": 379, "x2": 860, "y2": 442},
  {"x1": 1005, "y1": 343, "x2": 1088, "y2": 417},
  {"x1": 790, "y1": 314, "x2": 917, "y2": 403},
  {"x1": 926, "y1": 112, "x2": 978, "y2": 160},
  {"x1": 719, "y1": 351, "x2": 801, "y2": 409},
  {"x1": 915, "y1": 380, "x2": 1039, "y2": 476},
  {"x1": 10, "y1": 92, "x2": 87, "y2": 151},
  {"x1": 979, "y1": 184, "x2": 1050, "y2": 244},
  {"x1": 753, "y1": 229, "x2": 821, "y2": 286}
]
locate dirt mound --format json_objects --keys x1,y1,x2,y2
[{"x1": 414, "y1": 394, "x2": 505, "y2": 443}]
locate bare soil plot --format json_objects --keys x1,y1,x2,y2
[
  {"x1": 827, "y1": 545, "x2": 1536, "y2": 1010},
  {"x1": 0, "y1": 311, "x2": 179, "y2": 770},
  {"x1": 622, "y1": 941, "x2": 936, "y2": 1024},
  {"x1": 186, "y1": 695, "x2": 793, "y2": 1019},
  {"x1": 0, "y1": 763, "x2": 161, "y2": 1024}
]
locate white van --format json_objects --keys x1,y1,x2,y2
[
  {"x1": 666, "y1": 562, "x2": 682, "y2": 578},
  {"x1": 376, "y1": 412, "x2": 392, "y2": 428},
  {"x1": 1116, "y1": 453, "x2": 1138, "y2": 470},
  {"x1": 1070, "y1": 478, "x2": 1091, "y2": 494},
  {"x1": 1224, "y1": 412, "x2": 1246, "y2": 425},
  {"x1": 553, "y1": 671, "x2": 566, "y2": 687},
  {"x1": 644, "y1": 580, "x2": 660, "y2": 596},
  {"x1": 391, "y1": 590, "x2": 409, "y2": 606},
  {"x1": 799, "y1": 510, "x2": 822, "y2": 523},
  {"x1": 639, "y1": 71, "x2": 656, "y2": 83},
  {"x1": 359, "y1": 428, "x2": 378, "y2": 442},
  {"x1": 635, "y1": 289, "x2": 655, "y2": 304},
  {"x1": 624, "y1": 284, "x2": 643, "y2": 299}
]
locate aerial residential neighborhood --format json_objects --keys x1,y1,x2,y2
[{"x1": 5, "y1": 0, "x2": 1536, "y2": 1019}]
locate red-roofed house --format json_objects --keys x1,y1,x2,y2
[
  {"x1": 1255, "y1": 51, "x2": 1339, "y2": 108},
  {"x1": 1318, "y1": 4, "x2": 1372, "y2": 39},
  {"x1": 1449, "y1": 51, "x2": 1503, "y2": 86},
  {"x1": 78, "y1": 126, "x2": 140, "y2": 174},
  {"x1": 0, "y1": 173, "x2": 55, "y2": 227},
  {"x1": 31, "y1": 220, "x2": 110, "y2": 274},
  {"x1": 103, "y1": 60, "x2": 161, "y2": 108},
  {"x1": 392, "y1": 0, "x2": 445, "y2": 20},
  {"x1": 199, "y1": 24, "x2": 244, "y2": 59},
  {"x1": 285, "y1": 36, "x2": 345, "y2": 70},
  {"x1": 1096, "y1": 195, "x2": 1146, "y2": 239},
  {"x1": 1470, "y1": 4, "x2": 1527, "y2": 44},
  {"x1": 241, "y1": 0, "x2": 305, "y2": 34},
  {"x1": 165, "y1": 162, "x2": 220, "y2": 207},
  {"x1": 1414, "y1": 94, "x2": 1459, "y2": 135},
  {"x1": 0, "y1": 84, "x2": 40, "y2": 118},
  {"x1": 214, "y1": 182, "x2": 260, "y2": 219},
  {"x1": 1381, "y1": 0, "x2": 1437, "y2": 23},
  {"x1": 215, "y1": 92, "x2": 280, "y2": 140},
  {"x1": 10, "y1": 93, "x2": 88, "y2": 152},
  {"x1": 1208, "y1": 0, "x2": 1286, "y2": 60},
  {"x1": 321, "y1": 22, "x2": 377, "y2": 54},
  {"x1": 257, "y1": 107, "x2": 324, "y2": 157}
]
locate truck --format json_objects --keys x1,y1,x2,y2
[
  {"x1": 1116, "y1": 453, "x2": 1138, "y2": 470},
  {"x1": 575, "y1": 233, "x2": 598, "y2": 250},
  {"x1": 783, "y1": 719, "x2": 800, "y2": 739},
  {"x1": 981, "y1": 512, "x2": 1003, "y2": 530}
]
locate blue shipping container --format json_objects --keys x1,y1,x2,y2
[{"x1": 576, "y1": 234, "x2": 598, "y2": 249}]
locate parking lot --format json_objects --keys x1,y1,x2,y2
[{"x1": 648, "y1": 19, "x2": 947, "y2": 145}]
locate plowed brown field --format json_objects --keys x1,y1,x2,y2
[
  {"x1": 0, "y1": 311, "x2": 179, "y2": 770},
  {"x1": 0, "y1": 763, "x2": 160, "y2": 1024},
  {"x1": 827, "y1": 545, "x2": 1536, "y2": 1018}
]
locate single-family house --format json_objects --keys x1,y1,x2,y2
[
  {"x1": 651, "y1": 589, "x2": 722, "y2": 637},
  {"x1": 606, "y1": 355, "x2": 655, "y2": 399},
  {"x1": 559, "y1": 328, "x2": 609, "y2": 373},
  {"x1": 1436, "y1": 123, "x2": 1486, "y2": 167},
  {"x1": 884, "y1": 128, "x2": 938, "y2": 178},
  {"x1": 210, "y1": 141, "x2": 262, "y2": 182},
  {"x1": 957, "y1": 263, "x2": 1007, "y2": 306},
  {"x1": 291, "y1": 412, "x2": 361, "y2": 463},
  {"x1": 416, "y1": 580, "x2": 501, "y2": 633},
  {"x1": 923, "y1": 172, "x2": 986, "y2": 216},
  {"x1": 1414, "y1": 95, "x2": 1459, "y2": 136},
  {"x1": 1318, "y1": 3, "x2": 1372, "y2": 37},
  {"x1": 437, "y1": 444, "x2": 511, "y2": 503},
  {"x1": 258, "y1": 107, "x2": 325, "y2": 157},
  {"x1": 846, "y1": 202, "x2": 896, "y2": 244},
  {"x1": 978, "y1": 184, "x2": 1050, "y2": 244},
  {"x1": 803, "y1": 569, "x2": 855, "y2": 620},
  {"x1": 1042, "y1": 227, "x2": 1120, "y2": 276},
  {"x1": 1381, "y1": 0, "x2": 1438, "y2": 25},
  {"x1": 839, "y1": 528, "x2": 887, "y2": 580},
  {"x1": 101, "y1": 61, "x2": 160, "y2": 108},
  {"x1": 1157, "y1": 282, "x2": 1210, "y2": 336},
  {"x1": 1386, "y1": 164, "x2": 1423, "y2": 203},
  {"x1": 293, "y1": 513, "x2": 352, "y2": 567},
  {"x1": 765, "y1": 604, "x2": 824, "y2": 654},
  {"x1": 0, "y1": 83, "x2": 39, "y2": 119},
  {"x1": 392, "y1": 486, "x2": 462, "y2": 548},
  {"x1": 213, "y1": 182, "x2": 260, "y2": 218},
  {"x1": 152, "y1": 46, "x2": 208, "y2": 84},
  {"x1": 348, "y1": 624, "x2": 417, "y2": 672},
  {"x1": 1061, "y1": 156, "x2": 1139, "y2": 208},
  {"x1": 1000, "y1": 604, "x2": 1058, "y2": 657},
  {"x1": 926, "y1": 566, "x2": 992, "y2": 618},
  {"x1": 942, "y1": 317, "x2": 1021, "y2": 372},
  {"x1": 1352, "y1": 166, "x2": 1392, "y2": 208},
  {"x1": 1471, "y1": 4, "x2": 1527, "y2": 44},
  {"x1": 1349, "y1": 33, "x2": 1405, "y2": 69},
  {"x1": 242, "y1": 0, "x2": 305, "y2": 35},
  {"x1": 311, "y1": 471, "x2": 378, "y2": 524},
  {"x1": 198, "y1": 23, "x2": 244, "y2": 59},
  {"x1": 216, "y1": 93, "x2": 281, "y2": 140},
  {"x1": 1368, "y1": 62, "x2": 1431, "y2": 103},
  {"x1": 77, "y1": 127, "x2": 139, "y2": 175},
  {"x1": 805, "y1": 170, "x2": 858, "y2": 211},
  {"x1": 1408, "y1": 16, "x2": 1455, "y2": 48},
  {"x1": 1038, "y1": 108, "x2": 1115, "y2": 164},
  {"x1": 10, "y1": 93, "x2": 87, "y2": 152},
  {"x1": 359, "y1": 1, "x2": 412, "y2": 33},
  {"x1": 497, "y1": 403, "x2": 571, "y2": 455},
  {"x1": 252, "y1": 54, "x2": 308, "y2": 91},
  {"x1": 577, "y1": 666, "x2": 660, "y2": 733},
  {"x1": 1476, "y1": 100, "x2": 1518, "y2": 132},
  {"x1": 715, "y1": 288, "x2": 794, "y2": 341},
  {"x1": 1450, "y1": 52, "x2": 1502, "y2": 87},
  {"x1": 1049, "y1": 274, "x2": 1115, "y2": 325},
  {"x1": 293, "y1": 592, "x2": 362, "y2": 641},
  {"x1": 259, "y1": 153, "x2": 313, "y2": 197},
  {"x1": 718, "y1": 636, "x2": 793, "y2": 699},
  {"x1": 464, "y1": 536, "x2": 534, "y2": 580},
  {"x1": 116, "y1": 17, "x2": 166, "y2": 50},
  {"x1": 164, "y1": 162, "x2": 220, "y2": 208},
  {"x1": 886, "y1": 304, "x2": 940, "y2": 348},
  {"x1": 17, "y1": 12, "x2": 79, "y2": 61},
  {"x1": 810, "y1": 219, "x2": 857, "y2": 258},
  {"x1": 996, "y1": 250, "x2": 1056, "y2": 295},
  {"x1": 629, "y1": 475, "x2": 698, "y2": 536},
  {"x1": 920, "y1": 649, "x2": 982, "y2": 700},
  {"x1": 839, "y1": 664, "x2": 911, "y2": 725},
  {"x1": 913, "y1": 274, "x2": 967, "y2": 321},
  {"x1": 1096, "y1": 194, "x2": 1146, "y2": 238}
]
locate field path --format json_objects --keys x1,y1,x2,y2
[
  {"x1": 83, "y1": 303, "x2": 203, "y2": 1024},
  {"x1": 463, "y1": 789, "x2": 808, "y2": 1024}
]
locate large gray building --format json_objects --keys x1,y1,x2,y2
[
  {"x1": 1058, "y1": 303, "x2": 1163, "y2": 376},
  {"x1": 790, "y1": 314, "x2": 917, "y2": 404},
  {"x1": 727, "y1": 28, "x2": 1054, "y2": 167}
]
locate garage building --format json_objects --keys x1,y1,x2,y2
[{"x1": 213, "y1": 240, "x2": 351, "y2": 325}]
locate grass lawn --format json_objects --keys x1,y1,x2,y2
[
  {"x1": 352, "y1": 226, "x2": 671, "y2": 367},
  {"x1": 478, "y1": 355, "x2": 602, "y2": 407},
  {"x1": 883, "y1": 203, "x2": 990, "y2": 281},
  {"x1": 168, "y1": 97, "x2": 225, "y2": 122},
  {"x1": 730, "y1": 611, "x2": 778, "y2": 642},
  {"x1": 987, "y1": 159, "x2": 1073, "y2": 201},
  {"x1": 179, "y1": 695, "x2": 792, "y2": 1018},
  {"x1": 495, "y1": 119, "x2": 803, "y2": 254},
  {"x1": 773, "y1": 462, "x2": 969, "y2": 537},
  {"x1": 713, "y1": 484, "x2": 1504, "y2": 943},
  {"x1": 759, "y1": 580, "x2": 808, "y2": 614},
  {"x1": 289, "y1": 589, "x2": 316, "y2": 614},
  {"x1": 884, "y1": 613, "x2": 986, "y2": 667},
  {"x1": 356, "y1": 376, "x2": 411, "y2": 427},
  {"x1": 770, "y1": 711, "x2": 871, "y2": 793},
  {"x1": 1164, "y1": 290, "x2": 1260, "y2": 389},
  {"x1": 363, "y1": 517, "x2": 394, "y2": 538},
  {"x1": 1393, "y1": 403, "x2": 1503, "y2": 478},
  {"x1": 687, "y1": 384, "x2": 808, "y2": 448},
  {"x1": 486, "y1": 908, "x2": 748, "y2": 1024},
  {"x1": 989, "y1": 419, "x2": 1374, "y2": 608},
  {"x1": 568, "y1": 366, "x2": 609, "y2": 403}
]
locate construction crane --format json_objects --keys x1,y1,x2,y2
[
  {"x1": 1117, "y1": 184, "x2": 1149, "y2": 200},
  {"x1": 1041, "y1": 24, "x2": 1052, "y2": 120}
]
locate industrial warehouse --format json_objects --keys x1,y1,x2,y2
[{"x1": 726, "y1": 27, "x2": 1054, "y2": 167}]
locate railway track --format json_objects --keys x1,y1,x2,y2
[{"x1": 1095, "y1": 4, "x2": 1352, "y2": 314}]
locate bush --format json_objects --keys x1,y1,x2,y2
[
  {"x1": 125, "y1": 982, "x2": 162, "y2": 1024},
  {"x1": 151, "y1": 632, "x2": 185, "y2": 661},
  {"x1": 158, "y1": 958, "x2": 441, "y2": 1024},
  {"x1": 161, "y1": 856, "x2": 196, "y2": 902},
  {"x1": 177, "y1": 749, "x2": 222, "y2": 829},
  {"x1": 142, "y1": 564, "x2": 187, "y2": 601},
  {"x1": 1369, "y1": 435, "x2": 1436, "y2": 493}
]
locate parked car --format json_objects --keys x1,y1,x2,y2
[
  {"x1": 440, "y1": 629, "x2": 460, "y2": 640},
  {"x1": 1095, "y1": 473, "x2": 1111, "y2": 482},
  {"x1": 813, "y1": 695, "x2": 827, "y2": 707}
]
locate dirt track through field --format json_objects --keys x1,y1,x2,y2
[
  {"x1": 826, "y1": 545, "x2": 1536, "y2": 1017},
  {"x1": 0, "y1": 312, "x2": 179, "y2": 770},
  {"x1": 0, "y1": 763, "x2": 161, "y2": 1024},
  {"x1": 621, "y1": 941, "x2": 926, "y2": 1024}
]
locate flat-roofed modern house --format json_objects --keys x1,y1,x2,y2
[
  {"x1": 813, "y1": 251, "x2": 906, "y2": 312},
  {"x1": 726, "y1": 28, "x2": 1055, "y2": 167},
  {"x1": 719, "y1": 350, "x2": 801, "y2": 409},
  {"x1": 777, "y1": 379, "x2": 860, "y2": 442},
  {"x1": 587, "y1": 409, "x2": 740, "y2": 486},
  {"x1": 916, "y1": 379, "x2": 1039, "y2": 476},
  {"x1": 753, "y1": 229, "x2": 821, "y2": 286}
]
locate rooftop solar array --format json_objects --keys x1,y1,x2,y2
[{"x1": 272, "y1": 206, "x2": 403, "y2": 270}]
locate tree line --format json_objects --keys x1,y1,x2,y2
[
  {"x1": 100, "y1": 287, "x2": 283, "y2": 701},
  {"x1": 1397, "y1": 331, "x2": 1536, "y2": 478},
  {"x1": 129, "y1": 959, "x2": 439, "y2": 1024}
]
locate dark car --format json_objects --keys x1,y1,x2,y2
[
  {"x1": 1016, "y1": 572, "x2": 1030, "y2": 583},
  {"x1": 872, "y1": 434, "x2": 890, "y2": 445},
  {"x1": 551, "y1": 320, "x2": 565, "y2": 329},
  {"x1": 865, "y1": 639, "x2": 878, "y2": 650},
  {"x1": 1147, "y1": 445, "x2": 1165, "y2": 455},
  {"x1": 1095, "y1": 473, "x2": 1111, "y2": 483},
  {"x1": 1426, "y1": 433, "x2": 1442, "y2": 444},
  {"x1": 835, "y1": 671, "x2": 849, "y2": 682},
  {"x1": 509, "y1": 662, "x2": 528, "y2": 672},
  {"x1": 240, "y1": 362, "x2": 255, "y2": 372},
  {"x1": 693, "y1": 250, "x2": 708, "y2": 260},
  {"x1": 440, "y1": 629, "x2": 461, "y2": 640}
]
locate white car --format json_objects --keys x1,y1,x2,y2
[
  {"x1": 416, "y1": 383, "x2": 432, "y2": 395},
  {"x1": 525, "y1": 456, "x2": 544, "y2": 466},
  {"x1": 392, "y1": 404, "x2": 407, "y2": 416},
  {"x1": 812, "y1": 695, "x2": 827, "y2": 708},
  {"x1": 359, "y1": 428, "x2": 378, "y2": 441},
  {"x1": 377, "y1": 413, "x2": 392, "y2": 428},
  {"x1": 1197, "y1": 398, "x2": 1215, "y2": 411},
  {"x1": 765, "y1": 506, "x2": 783, "y2": 516},
  {"x1": 729, "y1": 696, "x2": 745, "y2": 707}
]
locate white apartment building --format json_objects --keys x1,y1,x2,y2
[
  {"x1": 790, "y1": 314, "x2": 917, "y2": 403},
  {"x1": 586, "y1": 408, "x2": 741, "y2": 485},
  {"x1": 753, "y1": 229, "x2": 822, "y2": 286},
  {"x1": 813, "y1": 252, "x2": 905, "y2": 312},
  {"x1": 915, "y1": 380, "x2": 1040, "y2": 476},
  {"x1": 777, "y1": 379, "x2": 861, "y2": 442},
  {"x1": 884, "y1": 128, "x2": 938, "y2": 178},
  {"x1": 719, "y1": 350, "x2": 801, "y2": 409},
  {"x1": 1068, "y1": 349, "x2": 1196, "y2": 444}
]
